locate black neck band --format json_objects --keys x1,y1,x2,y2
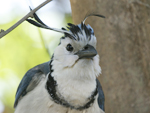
[{"x1": 46, "y1": 60, "x2": 98, "y2": 110}]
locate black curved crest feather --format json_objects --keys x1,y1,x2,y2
[{"x1": 26, "y1": 8, "x2": 105, "y2": 37}]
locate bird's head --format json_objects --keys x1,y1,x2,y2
[
  {"x1": 53, "y1": 22, "x2": 98, "y2": 67},
  {"x1": 27, "y1": 13, "x2": 105, "y2": 79}
]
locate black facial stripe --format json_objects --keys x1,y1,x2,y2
[
  {"x1": 61, "y1": 37, "x2": 65, "y2": 39},
  {"x1": 64, "y1": 33, "x2": 76, "y2": 40}
]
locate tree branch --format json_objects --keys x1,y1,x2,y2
[{"x1": 0, "y1": 0, "x2": 52, "y2": 38}]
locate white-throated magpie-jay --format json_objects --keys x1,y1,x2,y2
[{"x1": 14, "y1": 10, "x2": 105, "y2": 113}]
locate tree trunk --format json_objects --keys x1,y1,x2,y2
[{"x1": 70, "y1": 0, "x2": 150, "y2": 113}]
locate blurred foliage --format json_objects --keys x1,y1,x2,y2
[
  {"x1": 0, "y1": 18, "x2": 50, "y2": 113},
  {"x1": 0, "y1": 14, "x2": 72, "y2": 113}
]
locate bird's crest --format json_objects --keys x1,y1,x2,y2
[{"x1": 26, "y1": 8, "x2": 105, "y2": 41}]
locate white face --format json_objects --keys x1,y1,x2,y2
[
  {"x1": 52, "y1": 36, "x2": 101, "y2": 79},
  {"x1": 53, "y1": 37, "x2": 78, "y2": 67},
  {"x1": 53, "y1": 34, "x2": 97, "y2": 66}
]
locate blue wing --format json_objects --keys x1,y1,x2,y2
[
  {"x1": 14, "y1": 61, "x2": 50, "y2": 108},
  {"x1": 96, "y1": 79, "x2": 105, "y2": 111}
]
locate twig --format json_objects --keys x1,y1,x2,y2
[{"x1": 0, "y1": 0, "x2": 51, "y2": 38}]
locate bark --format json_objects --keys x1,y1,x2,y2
[{"x1": 70, "y1": 0, "x2": 150, "y2": 113}]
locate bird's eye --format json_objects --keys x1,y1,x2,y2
[
  {"x1": 84, "y1": 45, "x2": 89, "y2": 50},
  {"x1": 66, "y1": 44, "x2": 73, "y2": 52}
]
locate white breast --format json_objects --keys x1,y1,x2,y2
[{"x1": 14, "y1": 76, "x2": 104, "y2": 113}]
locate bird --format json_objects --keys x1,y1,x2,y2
[{"x1": 14, "y1": 9, "x2": 105, "y2": 113}]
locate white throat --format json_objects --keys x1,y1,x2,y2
[{"x1": 49, "y1": 54, "x2": 101, "y2": 107}]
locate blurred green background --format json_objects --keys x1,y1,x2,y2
[{"x1": 0, "y1": 0, "x2": 72, "y2": 112}]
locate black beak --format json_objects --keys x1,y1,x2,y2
[{"x1": 75, "y1": 44, "x2": 97, "y2": 59}]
